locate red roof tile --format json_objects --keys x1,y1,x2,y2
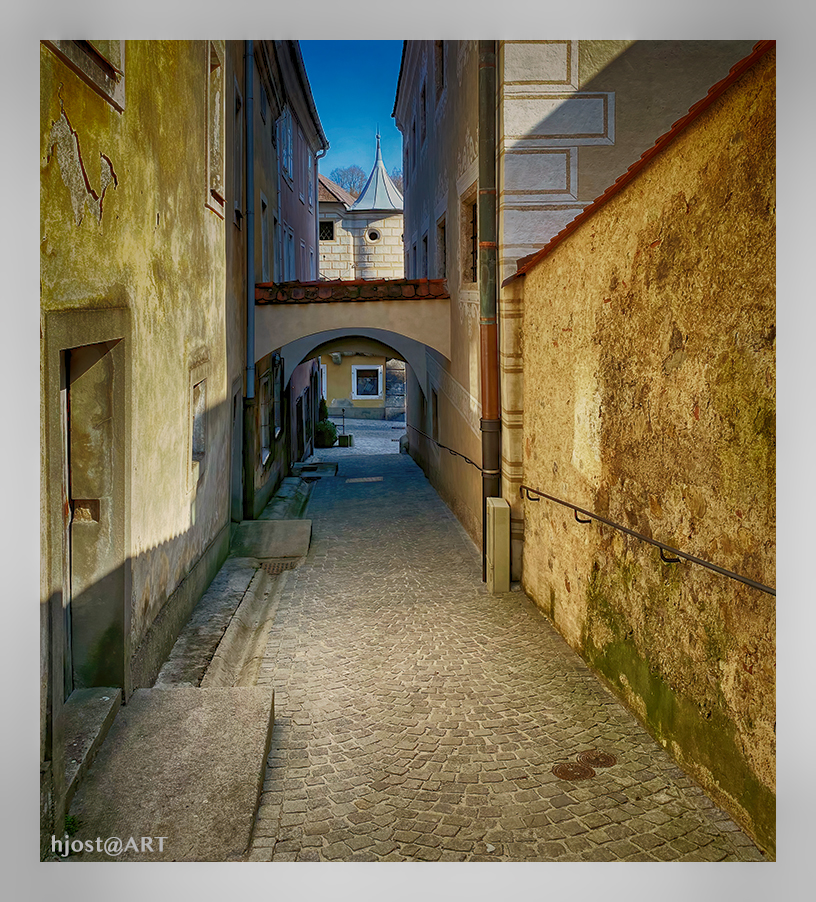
[{"x1": 255, "y1": 278, "x2": 449, "y2": 304}]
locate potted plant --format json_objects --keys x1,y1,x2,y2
[{"x1": 314, "y1": 399, "x2": 337, "y2": 448}]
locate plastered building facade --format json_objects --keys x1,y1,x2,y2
[{"x1": 40, "y1": 39, "x2": 325, "y2": 854}]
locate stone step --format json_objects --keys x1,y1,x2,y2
[{"x1": 63, "y1": 687, "x2": 122, "y2": 810}]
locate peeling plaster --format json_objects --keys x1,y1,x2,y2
[{"x1": 46, "y1": 105, "x2": 118, "y2": 226}]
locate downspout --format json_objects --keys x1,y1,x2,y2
[
  {"x1": 315, "y1": 146, "x2": 328, "y2": 278},
  {"x1": 243, "y1": 40, "x2": 257, "y2": 519},
  {"x1": 478, "y1": 40, "x2": 500, "y2": 581}
]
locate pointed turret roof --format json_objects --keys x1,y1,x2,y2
[{"x1": 350, "y1": 134, "x2": 403, "y2": 212}]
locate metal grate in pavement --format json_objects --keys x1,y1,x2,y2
[
  {"x1": 345, "y1": 477, "x2": 384, "y2": 483},
  {"x1": 578, "y1": 749, "x2": 617, "y2": 768},
  {"x1": 552, "y1": 761, "x2": 596, "y2": 781},
  {"x1": 260, "y1": 559, "x2": 301, "y2": 576}
]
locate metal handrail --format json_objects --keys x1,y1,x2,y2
[
  {"x1": 406, "y1": 424, "x2": 485, "y2": 473},
  {"x1": 520, "y1": 484, "x2": 775, "y2": 597}
]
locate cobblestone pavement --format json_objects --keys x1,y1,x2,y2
[
  {"x1": 249, "y1": 425, "x2": 765, "y2": 862},
  {"x1": 325, "y1": 416, "x2": 407, "y2": 455}
]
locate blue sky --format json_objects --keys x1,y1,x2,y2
[{"x1": 299, "y1": 41, "x2": 404, "y2": 180}]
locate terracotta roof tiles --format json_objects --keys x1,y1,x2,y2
[
  {"x1": 255, "y1": 278, "x2": 449, "y2": 303},
  {"x1": 317, "y1": 174, "x2": 357, "y2": 207}
]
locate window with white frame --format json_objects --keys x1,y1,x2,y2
[
  {"x1": 278, "y1": 107, "x2": 293, "y2": 180},
  {"x1": 299, "y1": 129, "x2": 306, "y2": 203},
  {"x1": 308, "y1": 150, "x2": 314, "y2": 207},
  {"x1": 351, "y1": 365, "x2": 383, "y2": 400}
]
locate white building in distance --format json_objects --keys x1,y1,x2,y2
[{"x1": 318, "y1": 135, "x2": 404, "y2": 280}]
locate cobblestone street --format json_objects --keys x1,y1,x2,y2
[{"x1": 248, "y1": 419, "x2": 765, "y2": 862}]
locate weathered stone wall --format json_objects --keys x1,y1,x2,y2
[
  {"x1": 40, "y1": 40, "x2": 236, "y2": 849},
  {"x1": 520, "y1": 50, "x2": 775, "y2": 854},
  {"x1": 385, "y1": 358, "x2": 406, "y2": 419},
  {"x1": 41, "y1": 40, "x2": 233, "y2": 659}
]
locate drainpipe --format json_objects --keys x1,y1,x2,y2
[
  {"x1": 243, "y1": 40, "x2": 257, "y2": 519},
  {"x1": 478, "y1": 40, "x2": 500, "y2": 581},
  {"x1": 315, "y1": 147, "x2": 328, "y2": 278}
]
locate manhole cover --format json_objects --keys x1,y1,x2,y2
[
  {"x1": 345, "y1": 476, "x2": 384, "y2": 483},
  {"x1": 260, "y1": 559, "x2": 300, "y2": 576},
  {"x1": 552, "y1": 762, "x2": 595, "y2": 781},
  {"x1": 577, "y1": 749, "x2": 617, "y2": 768}
]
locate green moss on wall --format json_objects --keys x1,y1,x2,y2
[{"x1": 583, "y1": 565, "x2": 775, "y2": 857}]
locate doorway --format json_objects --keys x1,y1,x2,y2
[{"x1": 61, "y1": 341, "x2": 126, "y2": 697}]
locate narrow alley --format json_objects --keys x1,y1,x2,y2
[
  {"x1": 246, "y1": 420, "x2": 764, "y2": 862},
  {"x1": 38, "y1": 38, "x2": 778, "y2": 880}
]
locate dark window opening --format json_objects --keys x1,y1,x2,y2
[
  {"x1": 319, "y1": 220, "x2": 335, "y2": 241},
  {"x1": 355, "y1": 368, "x2": 380, "y2": 397},
  {"x1": 470, "y1": 202, "x2": 478, "y2": 282},
  {"x1": 273, "y1": 358, "x2": 283, "y2": 439},
  {"x1": 435, "y1": 41, "x2": 445, "y2": 100},
  {"x1": 73, "y1": 40, "x2": 119, "y2": 81}
]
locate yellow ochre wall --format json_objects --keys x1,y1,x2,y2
[{"x1": 520, "y1": 50, "x2": 775, "y2": 856}]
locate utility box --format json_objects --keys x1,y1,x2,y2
[{"x1": 486, "y1": 497, "x2": 510, "y2": 595}]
